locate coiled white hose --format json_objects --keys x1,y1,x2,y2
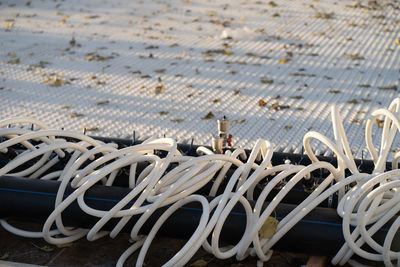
[{"x1": 0, "y1": 98, "x2": 399, "y2": 266}]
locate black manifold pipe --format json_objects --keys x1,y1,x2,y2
[
  {"x1": 88, "y1": 136, "x2": 391, "y2": 173},
  {"x1": 0, "y1": 176, "x2": 398, "y2": 256}
]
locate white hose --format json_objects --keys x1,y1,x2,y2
[{"x1": 0, "y1": 98, "x2": 399, "y2": 266}]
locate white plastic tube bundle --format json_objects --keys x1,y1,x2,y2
[{"x1": 0, "y1": 98, "x2": 399, "y2": 266}]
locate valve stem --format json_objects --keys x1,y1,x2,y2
[
  {"x1": 217, "y1": 115, "x2": 228, "y2": 147},
  {"x1": 212, "y1": 116, "x2": 228, "y2": 153}
]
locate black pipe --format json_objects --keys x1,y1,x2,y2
[
  {"x1": 1, "y1": 135, "x2": 387, "y2": 174},
  {"x1": 0, "y1": 176, "x2": 398, "y2": 256},
  {"x1": 0, "y1": 150, "x2": 338, "y2": 208},
  {"x1": 88, "y1": 135, "x2": 390, "y2": 173}
]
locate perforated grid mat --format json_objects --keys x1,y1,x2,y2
[{"x1": 0, "y1": 0, "x2": 399, "y2": 158}]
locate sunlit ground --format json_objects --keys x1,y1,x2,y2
[{"x1": 0, "y1": 0, "x2": 399, "y2": 158}]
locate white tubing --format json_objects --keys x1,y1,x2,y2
[{"x1": 0, "y1": 98, "x2": 400, "y2": 267}]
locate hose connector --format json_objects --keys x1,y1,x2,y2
[
  {"x1": 217, "y1": 116, "x2": 228, "y2": 147},
  {"x1": 211, "y1": 136, "x2": 224, "y2": 154}
]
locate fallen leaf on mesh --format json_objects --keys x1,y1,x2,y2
[
  {"x1": 201, "y1": 112, "x2": 214, "y2": 120},
  {"x1": 86, "y1": 126, "x2": 100, "y2": 132},
  {"x1": 153, "y1": 84, "x2": 165, "y2": 94},
  {"x1": 258, "y1": 99, "x2": 267, "y2": 106},
  {"x1": 154, "y1": 69, "x2": 166, "y2": 74},
  {"x1": 96, "y1": 100, "x2": 110, "y2": 106},
  {"x1": 347, "y1": 99, "x2": 359, "y2": 104},
  {"x1": 279, "y1": 58, "x2": 289, "y2": 64},
  {"x1": 50, "y1": 78, "x2": 63, "y2": 87},
  {"x1": 61, "y1": 105, "x2": 72, "y2": 110},
  {"x1": 69, "y1": 113, "x2": 84, "y2": 118},
  {"x1": 377, "y1": 85, "x2": 397, "y2": 91},
  {"x1": 230, "y1": 119, "x2": 246, "y2": 126},
  {"x1": 171, "y1": 118, "x2": 184, "y2": 123},
  {"x1": 6, "y1": 58, "x2": 20, "y2": 64},
  {"x1": 376, "y1": 119, "x2": 384, "y2": 128}
]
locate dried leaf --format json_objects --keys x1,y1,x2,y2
[
  {"x1": 6, "y1": 58, "x2": 20, "y2": 64},
  {"x1": 270, "y1": 102, "x2": 290, "y2": 110},
  {"x1": 145, "y1": 45, "x2": 159, "y2": 50},
  {"x1": 315, "y1": 11, "x2": 335, "y2": 19},
  {"x1": 85, "y1": 15, "x2": 100, "y2": 19},
  {"x1": 129, "y1": 70, "x2": 141, "y2": 75},
  {"x1": 258, "y1": 99, "x2": 267, "y2": 106},
  {"x1": 376, "y1": 119, "x2": 384, "y2": 128},
  {"x1": 171, "y1": 118, "x2": 184, "y2": 123},
  {"x1": 206, "y1": 10, "x2": 217, "y2": 16},
  {"x1": 268, "y1": 1, "x2": 278, "y2": 7},
  {"x1": 56, "y1": 243, "x2": 74, "y2": 248},
  {"x1": 69, "y1": 113, "x2": 84, "y2": 118},
  {"x1": 230, "y1": 119, "x2": 246, "y2": 126},
  {"x1": 0, "y1": 252, "x2": 9, "y2": 260},
  {"x1": 347, "y1": 53, "x2": 364, "y2": 61},
  {"x1": 347, "y1": 99, "x2": 359, "y2": 104},
  {"x1": 69, "y1": 37, "x2": 76, "y2": 46},
  {"x1": 50, "y1": 78, "x2": 63, "y2": 87},
  {"x1": 290, "y1": 95, "x2": 303, "y2": 100},
  {"x1": 245, "y1": 52, "x2": 257, "y2": 57},
  {"x1": 259, "y1": 216, "x2": 279, "y2": 239},
  {"x1": 279, "y1": 58, "x2": 289, "y2": 64},
  {"x1": 328, "y1": 89, "x2": 341, "y2": 94},
  {"x1": 202, "y1": 112, "x2": 214, "y2": 120},
  {"x1": 359, "y1": 84, "x2": 371, "y2": 88},
  {"x1": 159, "y1": 111, "x2": 169, "y2": 115},
  {"x1": 31, "y1": 243, "x2": 54, "y2": 252},
  {"x1": 153, "y1": 84, "x2": 165, "y2": 94},
  {"x1": 85, "y1": 52, "x2": 112, "y2": 62},
  {"x1": 202, "y1": 49, "x2": 232, "y2": 56},
  {"x1": 377, "y1": 85, "x2": 397, "y2": 91},
  {"x1": 86, "y1": 126, "x2": 100, "y2": 132},
  {"x1": 28, "y1": 61, "x2": 51, "y2": 70},
  {"x1": 190, "y1": 259, "x2": 208, "y2": 267},
  {"x1": 260, "y1": 79, "x2": 274, "y2": 84},
  {"x1": 154, "y1": 69, "x2": 166, "y2": 74},
  {"x1": 290, "y1": 73, "x2": 316, "y2": 77},
  {"x1": 61, "y1": 105, "x2": 72, "y2": 110},
  {"x1": 96, "y1": 100, "x2": 109, "y2": 106}
]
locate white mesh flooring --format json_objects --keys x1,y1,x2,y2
[{"x1": 0, "y1": 0, "x2": 399, "y2": 158}]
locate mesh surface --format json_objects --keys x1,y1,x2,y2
[{"x1": 0, "y1": 0, "x2": 399, "y2": 158}]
